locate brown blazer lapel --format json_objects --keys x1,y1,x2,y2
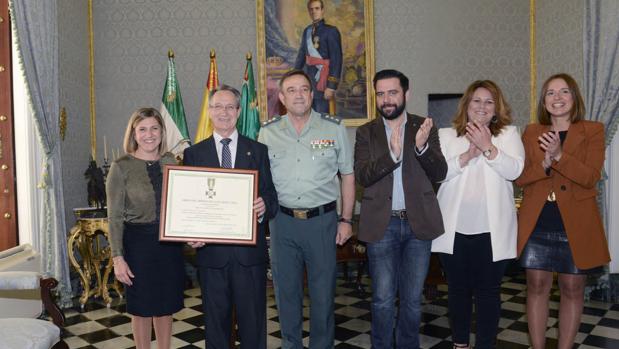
[
  {"x1": 371, "y1": 118, "x2": 390, "y2": 160},
  {"x1": 562, "y1": 121, "x2": 585, "y2": 155}
]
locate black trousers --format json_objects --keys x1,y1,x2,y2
[
  {"x1": 439, "y1": 233, "x2": 510, "y2": 349},
  {"x1": 199, "y1": 261, "x2": 266, "y2": 349}
]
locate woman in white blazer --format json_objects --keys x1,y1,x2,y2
[{"x1": 431, "y1": 80, "x2": 524, "y2": 349}]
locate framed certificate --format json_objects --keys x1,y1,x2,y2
[{"x1": 159, "y1": 165, "x2": 258, "y2": 245}]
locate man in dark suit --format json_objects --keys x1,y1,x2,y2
[
  {"x1": 354, "y1": 69, "x2": 447, "y2": 349},
  {"x1": 184, "y1": 85, "x2": 278, "y2": 349},
  {"x1": 294, "y1": 0, "x2": 342, "y2": 113}
]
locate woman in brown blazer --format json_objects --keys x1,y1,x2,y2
[{"x1": 516, "y1": 73, "x2": 610, "y2": 349}]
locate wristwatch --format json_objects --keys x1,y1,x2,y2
[
  {"x1": 482, "y1": 145, "x2": 494, "y2": 158},
  {"x1": 338, "y1": 217, "x2": 353, "y2": 225}
]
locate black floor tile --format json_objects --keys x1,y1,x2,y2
[
  {"x1": 582, "y1": 306, "x2": 608, "y2": 317},
  {"x1": 582, "y1": 334, "x2": 619, "y2": 348},
  {"x1": 79, "y1": 328, "x2": 121, "y2": 343},
  {"x1": 334, "y1": 326, "x2": 363, "y2": 342},
  {"x1": 183, "y1": 314, "x2": 205, "y2": 327},
  {"x1": 494, "y1": 339, "x2": 529, "y2": 349},
  {"x1": 96, "y1": 314, "x2": 131, "y2": 327},
  {"x1": 420, "y1": 323, "x2": 451, "y2": 339},
  {"x1": 64, "y1": 314, "x2": 90, "y2": 326},
  {"x1": 598, "y1": 317, "x2": 619, "y2": 328},
  {"x1": 500, "y1": 308, "x2": 523, "y2": 320},
  {"x1": 174, "y1": 328, "x2": 205, "y2": 344},
  {"x1": 507, "y1": 321, "x2": 529, "y2": 332}
]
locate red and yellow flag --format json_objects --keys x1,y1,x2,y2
[{"x1": 194, "y1": 49, "x2": 219, "y2": 143}]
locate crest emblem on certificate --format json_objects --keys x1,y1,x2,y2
[{"x1": 206, "y1": 177, "x2": 216, "y2": 198}]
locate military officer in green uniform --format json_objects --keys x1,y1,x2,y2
[{"x1": 258, "y1": 69, "x2": 355, "y2": 349}]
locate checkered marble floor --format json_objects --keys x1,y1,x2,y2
[{"x1": 61, "y1": 273, "x2": 619, "y2": 349}]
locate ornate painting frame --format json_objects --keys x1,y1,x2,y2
[{"x1": 256, "y1": 0, "x2": 375, "y2": 127}]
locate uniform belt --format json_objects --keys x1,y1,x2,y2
[
  {"x1": 391, "y1": 210, "x2": 407, "y2": 219},
  {"x1": 280, "y1": 201, "x2": 337, "y2": 220}
]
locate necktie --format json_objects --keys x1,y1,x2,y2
[{"x1": 221, "y1": 138, "x2": 232, "y2": 168}]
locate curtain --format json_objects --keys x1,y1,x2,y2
[
  {"x1": 584, "y1": 0, "x2": 619, "y2": 143},
  {"x1": 583, "y1": 0, "x2": 619, "y2": 302},
  {"x1": 10, "y1": 0, "x2": 72, "y2": 307}
]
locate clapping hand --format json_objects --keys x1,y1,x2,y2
[
  {"x1": 390, "y1": 120, "x2": 403, "y2": 160},
  {"x1": 465, "y1": 121, "x2": 492, "y2": 151},
  {"x1": 415, "y1": 117, "x2": 433, "y2": 150},
  {"x1": 538, "y1": 131, "x2": 562, "y2": 162}
]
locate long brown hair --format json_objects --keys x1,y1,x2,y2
[
  {"x1": 452, "y1": 80, "x2": 512, "y2": 137},
  {"x1": 537, "y1": 73, "x2": 585, "y2": 125}
]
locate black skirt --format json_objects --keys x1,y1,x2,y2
[
  {"x1": 122, "y1": 222, "x2": 185, "y2": 316},
  {"x1": 519, "y1": 230, "x2": 603, "y2": 275}
]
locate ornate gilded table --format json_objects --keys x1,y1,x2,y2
[{"x1": 67, "y1": 208, "x2": 121, "y2": 308}]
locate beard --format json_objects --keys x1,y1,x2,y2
[{"x1": 377, "y1": 101, "x2": 406, "y2": 120}]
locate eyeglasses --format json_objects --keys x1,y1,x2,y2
[
  {"x1": 545, "y1": 88, "x2": 571, "y2": 98},
  {"x1": 209, "y1": 104, "x2": 238, "y2": 112}
]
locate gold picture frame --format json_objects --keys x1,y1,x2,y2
[{"x1": 256, "y1": 0, "x2": 375, "y2": 127}]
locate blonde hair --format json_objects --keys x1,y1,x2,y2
[
  {"x1": 452, "y1": 80, "x2": 512, "y2": 137},
  {"x1": 122, "y1": 107, "x2": 168, "y2": 156}
]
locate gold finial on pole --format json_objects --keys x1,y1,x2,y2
[
  {"x1": 246, "y1": 51, "x2": 252, "y2": 60},
  {"x1": 168, "y1": 49, "x2": 174, "y2": 58},
  {"x1": 210, "y1": 49, "x2": 216, "y2": 59}
]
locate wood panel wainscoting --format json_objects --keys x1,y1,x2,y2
[{"x1": 0, "y1": 0, "x2": 18, "y2": 251}]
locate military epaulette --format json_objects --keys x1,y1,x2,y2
[
  {"x1": 262, "y1": 115, "x2": 282, "y2": 127},
  {"x1": 320, "y1": 113, "x2": 342, "y2": 125}
]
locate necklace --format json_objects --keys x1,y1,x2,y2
[{"x1": 145, "y1": 160, "x2": 157, "y2": 167}]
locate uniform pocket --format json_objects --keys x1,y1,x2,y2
[
  {"x1": 314, "y1": 148, "x2": 336, "y2": 159},
  {"x1": 269, "y1": 150, "x2": 287, "y2": 168},
  {"x1": 313, "y1": 148, "x2": 337, "y2": 180}
]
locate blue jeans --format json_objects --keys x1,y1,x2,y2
[{"x1": 367, "y1": 217, "x2": 431, "y2": 349}]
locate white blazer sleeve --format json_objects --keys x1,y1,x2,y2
[
  {"x1": 439, "y1": 128, "x2": 465, "y2": 183},
  {"x1": 484, "y1": 126, "x2": 525, "y2": 181}
]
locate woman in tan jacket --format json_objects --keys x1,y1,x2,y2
[{"x1": 516, "y1": 73, "x2": 610, "y2": 349}]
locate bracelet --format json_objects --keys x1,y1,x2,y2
[{"x1": 338, "y1": 217, "x2": 353, "y2": 225}]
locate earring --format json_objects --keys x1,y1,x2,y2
[{"x1": 491, "y1": 115, "x2": 498, "y2": 124}]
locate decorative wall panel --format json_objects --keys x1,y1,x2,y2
[
  {"x1": 58, "y1": 0, "x2": 90, "y2": 228},
  {"x1": 374, "y1": 0, "x2": 530, "y2": 128},
  {"x1": 93, "y1": 0, "x2": 257, "y2": 152},
  {"x1": 536, "y1": 0, "x2": 584, "y2": 107}
]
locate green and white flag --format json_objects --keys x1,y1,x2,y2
[
  {"x1": 161, "y1": 50, "x2": 190, "y2": 158},
  {"x1": 237, "y1": 52, "x2": 260, "y2": 140}
]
